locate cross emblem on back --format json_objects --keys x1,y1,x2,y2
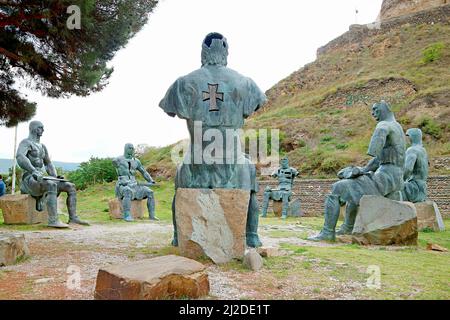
[{"x1": 202, "y1": 83, "x2": 224, "y2": 112}]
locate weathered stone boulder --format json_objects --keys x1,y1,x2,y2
[
  {"x1": 415, "y1": 201, "x2": 445, "y2": 232},
  {"x1": 175, "y1": 188, "x2": 249, "y2": 264},
  {"x1": 0, "y1": 194, "x2": 47, "y2": 225},
  {"x1": 94, "y1": 255, "x2": 209, "y2": 300},
  {"x1": 108, "y1": 198, "x2": 144, "y2": 219},
  {"x1": 0, "y1": 233, "x2": 30, "y2": 266},
  {"x1": 243, "y1": 248, "x2": 263, "y2": 271},
  {"x1": 352, "y1": 196, "x2": 418, "y2": 246}
]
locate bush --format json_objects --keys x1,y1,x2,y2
[
  {"x1": 68, "y1": 157, "x2": 117, "y2": 190},
  {"x1": 421, "y1": 42, "x2": 445, "y2": 64},
  {"x1": 418, "y1": 117, "x2": 442, "y2": 139}
]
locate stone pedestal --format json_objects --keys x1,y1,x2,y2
[
  {"x1": 272, "y1": 201, "x2": 283, "y2": 217},
  {"x1": 0, "y1": 194, "x2": 48, "y2": 225},
  {"x1": 108, "y1": 198, "x2": 145, "y2": 219},
  {"x1": 352, "y1": 195, "x2": 418, "y2": 246},
  {"x1": 94, "y1": 255, "x2": 209, "y2": 300},
  {"x1": 0, "y1": 233, "x2": 30, "y2": 266},
  {"x1": 272, "y1": 198, "x2": 302, "y2": 217},
  {"x1": 175, "y1": 188, "x2": 249, "y2": 264},
  {"x1": 415, "y1": 201, "x2": 445, "y2": 232}
]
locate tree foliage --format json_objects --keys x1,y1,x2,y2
[
  {"x1": 0, "y1": 0, "x2": 158, "y2": 127},
  {"x1": 68, "y1": 157, "x2": 117, "y2": 190}
]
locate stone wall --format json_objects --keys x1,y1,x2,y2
[
  {"x1": 380, "y1": 0, "x2": 448, "y2": 21},
  {"x1": 257, "y1": 176, "x2": 450, "y2": 218},
  {"x1": 317, "y1": 4, "x2": 450, "y2": 57}
]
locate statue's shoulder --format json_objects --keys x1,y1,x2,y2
[
  {"x1": 113, "y1": 156, "x2": 125, "y2": 164},
  {"x1": 17, "y1": 138, "x2": 34, "y2": 152}
]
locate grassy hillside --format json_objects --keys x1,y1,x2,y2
[
  {"x1": 138, "y1": 12, "x2": 450, "y2": 180},
  {"x1": 248, "y1": 20, "x2": 449, "y2": 178}
]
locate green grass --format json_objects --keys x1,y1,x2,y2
[
  {"x1": 261, "y1": 219, "x2": 450, "y2": 299},
  {"x1": 72, "y1": 179, "x2": 175, "y2": 223},
  {"x1": 0, "y1": 179, "x2": 175, "y2": 228}
]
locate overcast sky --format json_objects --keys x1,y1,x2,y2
[{"x1": 0, "y1": 0, "x2": 382, "y2": 163}]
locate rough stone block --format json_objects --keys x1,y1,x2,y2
[
  {"x1": 108, "y1": 198, "x2": 144, "y2": 219},
  {"x1": 175, "y1": 188, "x2": 250, "y2": 264},
  {"x1": 272, "y1": 201, "x2": 283, "y2": 217},
  {"x1": 352, "y1": 195, "x2": 418, "y2": 246},
  {"x1": 0, "y1": 233, "x2": 30, "y2": 266},
  {"x1": 0, "y1": 194, "x2": 47, "y2": 225},
  {"x1": 243, "y1": 248, "x2": 263, "y2": 271},
  {"x1": 415, "y1": 201, "x2": 445, "y2": 232},
  {"x1": 94, "y1": 255, "x2": 209, "y2": 300},
  {"x1": 272, "y1": 198, "x2": 302, "y2": 217}
]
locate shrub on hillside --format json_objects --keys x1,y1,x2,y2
[
  {"x1": 418, "y1": 117, "x2": 442, "y2": 139},
  {"x1": 68, "y1": 157, "x2": 117, "y2": 190},
  {"x1": 421, "y1": 42, "x2": 445, "y2": 64}
]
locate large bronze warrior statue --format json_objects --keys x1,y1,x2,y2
[
  {"x1": 16, "y1": 121, "x2": 89, "y2": 228},
  {"x1": 308, "y1": 101, "x2": 406, "y2": 241},
  {"x1": 159, "y1": 32, "x2": 267, "y2": 248}
]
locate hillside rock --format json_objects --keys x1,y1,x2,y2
[
  {"x1": 94, "y1": 255, "x2": 209, "y2": 300},
  {"x1": 379, "y1": 0, "x2": 448, "y2": 21},
  {"x1": 352, "y1": 196, "x2": 418, "y2": 245},
  {"x1": 175, "y1": 188, "x2": 249, "y2": 264}
]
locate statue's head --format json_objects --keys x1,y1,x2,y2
[
  {"x1": 201, "y1": 32, "x2": 228, "y2": 67},
  {"x1": 371, "y1": 100, "x2": 393, "y2": 122},
  {"x1": 29, "y1": 121, "x2": 44, "y2": 137},
  {"x1": 281, "y1": 157, "x2": 289, "y2": 169},
  {"x1": 124, "y1": 143, "x2": 135, "y2": 158},
  {"x1": 406, "y1": 128, "x2": 423, "y2": 146}
]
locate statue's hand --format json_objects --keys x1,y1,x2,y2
[
  {"x1": 32, "y1": 170, "x2": 43, "y2": 182},
  {"x1": 337, "y1": 166, "x2": 363, "y2": 179},
  {"x1": 57, "y1": 175, "x2": 65, "y2": 180}
]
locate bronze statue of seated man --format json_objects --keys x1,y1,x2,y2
[
  {"x1": 16, "y1": 121, "x2": 89, "y2": 228},
  {"x1": 261, "y1": 157, "x2": 299, "y2": 219}
]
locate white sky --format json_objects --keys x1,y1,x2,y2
[{"x1": 0, "y1": 0, "x2": 382, "y2": 162}]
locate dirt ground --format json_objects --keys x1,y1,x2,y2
[{"x1": 0, "y1": 220, "x2": 448, "y2": 300}]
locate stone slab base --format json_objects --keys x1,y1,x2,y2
[
  {"x1": 0, "y1": 233, "x2": 30, "y2": 266},
  {"x1": 175, "y1": 188, "x2": 249, "y2": 264},
  {"x1": 94, "y1": 255, "x2": 209, "y2": 300},
  {"x1": 415, "y1": 201, "x2": 445, "y2": 231},
  {"x1": 270, "y1": 198, "x2": 302, "y2": 217},
  {"x1": 352, "y1": 195, "x2": 418, "y2": 245},
  {"x1": 108, "y1": 198, "x2": 144, "y2": 219},
  {"x1": 0, "y1": 194, "x2": 48, "y2": 225}
]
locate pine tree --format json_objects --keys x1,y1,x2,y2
[{"x1": 0, "y1": 0, "x2": 158, "y2": 127}]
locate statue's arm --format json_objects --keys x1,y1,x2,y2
[
  {"x1": 16, "y1": 141, "x2": 37, "y2": 174},
  {"x1": 403, "y1": 151, "x2": 417, "y2": 180},
  {"x1": 43, "y1": 145, "x2": 57, "y2": 177},
  {"x1": 271, "y1": 169, "x2": 279, "y2": 178},
  {"x1": 362, "y1": 157, "x2": 380, "y2": 173},
  {"x1": 367, "y1": 123, "x2": 389, "y2": 159},
  {"x1": 137, "y1": 160, "x2": 154, "y2": 183}
]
